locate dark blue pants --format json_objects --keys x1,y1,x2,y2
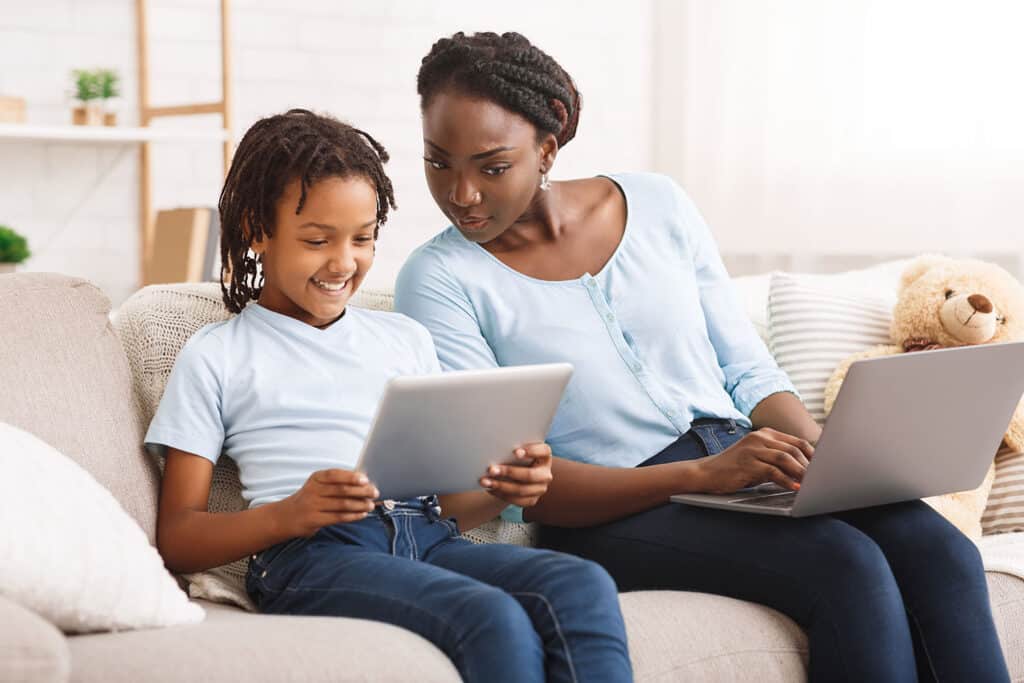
[
  {"x1": 247, "y1": 497, "x2": 632, "y2": 683},
  {"x1": 538, "y1": 420, "x2": 1009, "y2": 683}
]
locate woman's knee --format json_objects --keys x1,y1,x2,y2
[{"x1": 812, "y1": 526, "x2": 900, "y2": 600}]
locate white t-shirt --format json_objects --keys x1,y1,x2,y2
[{"x1": 145, "y1": 303, "x2": 441, "y2": 509}]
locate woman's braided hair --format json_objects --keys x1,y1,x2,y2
[
  {"x1": 417, "y1": 32, "x2": 581, "y2": 148},
  {"x1": 218, "y1": 109, "x2": 396, "y2": 314}
]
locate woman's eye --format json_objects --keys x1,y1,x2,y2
[
  {"x1": 355, "y1": 236, "x2": 374, "y2": 244},
  {"x1": 483, "y1": 165, "x2": 510, "y2": 176},
  {"x1": 424, "y1": 158, "x2": 446, "y2": 170},
  {"x1": 944, "y1": 289, "x2": 954, "y2": 299},
  {"x1": 305, "y1": 240, "x2": 327, "y2": 247}
]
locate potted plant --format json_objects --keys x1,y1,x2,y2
[
  {"x1": 71, "y1": 69, "x2": 102, "y2": 125},
  {"x1": 97, "y1": 69, "x2": 121, "y2": 126},
  {"x1": 0, "y1": 225, "x2": 30, "y2": 274}
]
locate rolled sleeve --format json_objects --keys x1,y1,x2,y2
[{"x1": 731, "y1": 376, "x2": 801, "y2": 418}]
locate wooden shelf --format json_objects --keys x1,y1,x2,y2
[{"x1": 0, "y1": 123, "x2": 230, "y2": 144}]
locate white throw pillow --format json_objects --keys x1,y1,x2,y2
[
  {"x1": 0, "y1": 422, "x2": 205, "y2": 633},
  {"x1": 768, "y1": 272, "x2": 895, "y2": 424}
]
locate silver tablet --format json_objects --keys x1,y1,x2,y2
[{"x1": 355, "y1": 363, "x2": 573, "y2": 501}]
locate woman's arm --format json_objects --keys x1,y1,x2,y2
[
  {"x1": 157, "y1": 448, "x2": 378, "y2": 574},
  {"x1": 524, "y1": 426, "x2": 814, "y2": 527},
  {"x1": 749, "y1": 391, "x2": 823, "y2": 445},
  {"x1": 521, "y1": 457, "x2": 706, "y2": 527}
]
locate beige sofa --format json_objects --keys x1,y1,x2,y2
[{"x1": 2, "y1": 271, "x2": 1023, "y2": 682}]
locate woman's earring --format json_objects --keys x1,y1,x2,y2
[{"x1": 539, "y1": 172, "x2": 551, "y2": 191}]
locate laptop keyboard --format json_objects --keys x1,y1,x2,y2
[{"x1": 731, "y1": 491, "x2": 798, "y2": 508}]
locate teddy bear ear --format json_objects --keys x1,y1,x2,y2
[{"x1": 899, "y1": 253, "x2": 950, "y2": 292}]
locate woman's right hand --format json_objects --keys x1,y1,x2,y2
[
  {"x1": 274, "y1": 469, "x2": 379, "y2": 538},
  {"x1": 694, "y1": 428, "x2": 814, "y2": 494}
]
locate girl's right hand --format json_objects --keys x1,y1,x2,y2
[
  {"x1": 275, "y1": 469, "x2": 379, "y2": 538},
  {"x1": 693, "y1": 428, "x2": 814, "y2": 494}
]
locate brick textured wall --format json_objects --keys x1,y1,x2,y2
[{"x1": 0, "y1": 0, "x2": 655, "y2": 305}]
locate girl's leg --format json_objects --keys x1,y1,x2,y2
[
  {"x1": 426, "y1": 539, "x2": 633, "y2": 683},
  {"x1": 836, "y1": 500, "x2": 1010, "y2": 683},
  {"x1": 539, "y1": 503, "x2": 919, "y2": 683},
  {"x1": 246, "y1": 518, "x2": 544, "y2": 683}
]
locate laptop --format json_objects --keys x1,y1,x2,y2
[
  {"x1": 355, "y1": 363, "x2": 573, "y2": 501},
  {"x1": 671, "y1": 341, "x2": 1024, "y2": 517}
]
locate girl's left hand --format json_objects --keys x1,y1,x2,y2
[{"x1": 479, "y1": 442, "x2": 553, "y2": 508}]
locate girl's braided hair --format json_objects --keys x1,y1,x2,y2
[
  {"x1": 218, "y1": 108, "x2": 396, "y2": 313},
  {"x1": 417, "y1": 31, "x2": 581, "y2": 148}
]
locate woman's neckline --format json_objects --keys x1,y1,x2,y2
[{"x1": 465, "y1": 174, "x2": 631, "y2": 286}]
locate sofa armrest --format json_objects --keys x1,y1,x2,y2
[{"x1": 0, "y1": 595, "x2": 70, "y2": 683}]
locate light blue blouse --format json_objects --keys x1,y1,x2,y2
[{"x1": 396, "y1": 172, "x2": 798, "y2": 475}]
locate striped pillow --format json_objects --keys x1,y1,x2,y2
[
  {"x1": 983, "y1": 448, "x2": 1024, "y2": 534},
  {"x1": 767, "y1": 272, "x2": 894, "y2": 424}
]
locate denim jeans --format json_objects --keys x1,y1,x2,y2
[
  {"x1": 246, "y1": 496, "x2": 632, "y2": 683},
  {"x1": 539, "y1": 419, "x2": 1010, "y2": 683}
]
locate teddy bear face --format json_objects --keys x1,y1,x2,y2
[{"x1": 891, "y1": 256, "x2": 1024, "y2": 350}]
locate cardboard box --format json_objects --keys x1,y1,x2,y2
[
  {"x1": 0, "y1": 96, "x2": 26, "y2": 123},
  {"x1": 144, "y1": 208, "x2": 217, "y2": 285}
]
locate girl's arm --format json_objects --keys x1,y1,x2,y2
[
  {"x1": 439, "y1": 443, "x2": 553, "y2": 531},
  {"x1": 158, "y1": 448, "x2": 378, "y2": 574}
]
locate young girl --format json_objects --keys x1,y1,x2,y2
[
  {"x1": 395, "y1": 32, "x2": 1010, "y2": 682},
  {"x1": 145, "y1": 109, "x2": 632, "y2": 683}
]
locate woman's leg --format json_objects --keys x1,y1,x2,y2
[
  {"x1": 426, "y1": 538, "x2": 633, "y2": 683},
  {"x1": 540, "y1": 500, "x2": 919, "y2": 682},
  {"x1": 246, "y1": 516, "x2": 545, "y2": 683},
  {"x1": 836, "y1": 501, "x2": 1009, "y2": 682}
]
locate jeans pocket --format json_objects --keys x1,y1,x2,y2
[
  {"x1": 252, "y1": 535, "x2": 309, "y2": 575},
  {"x1": 442, "y1": 518, "x2": 461, "y2": 537}
]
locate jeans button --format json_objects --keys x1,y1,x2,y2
[{"x1": 383, "y1": 499, "x2": 396, "y2": 511}]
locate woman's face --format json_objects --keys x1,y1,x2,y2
[{"x1": 421, "y1": 90, "x2": 556, "y2": 244}]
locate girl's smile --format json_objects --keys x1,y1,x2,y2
[{"x1": 251, "y1": 175, "x2": 379, "y2": 328}]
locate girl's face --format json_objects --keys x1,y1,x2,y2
[
  {"x1": 251, "y1": 176, "x2": 378, "y2": 328},
  {"x1": 421, "y1": 90, "x2": 556, "y2": 244}
]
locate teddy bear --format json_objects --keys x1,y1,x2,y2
[{"x1": 823, "y1": 254, "x2": 1024, "y2": 539}]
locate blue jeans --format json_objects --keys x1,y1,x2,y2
[
  {"x1": 246, "y1": 496, "x2": 632, "y2": 683},
  {"x1": 539, "y1": 419, "x2": 1010, "y2": 683}
]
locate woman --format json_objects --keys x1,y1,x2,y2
[{"x1": 395, "y1": 31, "x2": 1008, "y2": 682}]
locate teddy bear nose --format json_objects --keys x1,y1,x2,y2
[{"x1": 967, "y1": 294, "x2": 993, "y2": 314}]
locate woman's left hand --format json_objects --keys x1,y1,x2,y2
[{"x1": 480, "y1": 442, "x2": 553, "y2": 507}]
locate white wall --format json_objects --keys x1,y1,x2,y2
[
  {"x1": 654, "y1": 0, "x2": 1024, "y2": 276},
  {"x1": 0, "y1": 0, "x2": 655, "y2": 305}
]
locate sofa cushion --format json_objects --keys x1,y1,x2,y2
[
  {"x1": 989, "y1": 571, "x2": 1024, "y2": 679},
  {"x1": 0, "y1": 422, "x2": 203, "y2": 633},
  {"x1": 0, "y1": 273, "x2": 160, "y2": 542},
  {"x1": 0, "y1": 594, "x2": 70, "y2": 683},
  {"x1": 66, "y1": 599, "x2": 460, "y2": 683},
  {"x1": 621, "y1": 591, "x2": 807, "y2": 681},
  {"x1": 984, "y1": 448, "x2": 1024, "y2": 535},
  {"x1": 767, "y1": 272, "x2": 894, "y2": 423}
]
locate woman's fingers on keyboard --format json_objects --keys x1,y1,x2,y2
[{"x1": 754, "y1": 447, "x2": 805, "y2": 483}]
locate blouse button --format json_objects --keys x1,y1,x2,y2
[{"x1": 606, "y1": 312, "x2": 615, "y2": 323}]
